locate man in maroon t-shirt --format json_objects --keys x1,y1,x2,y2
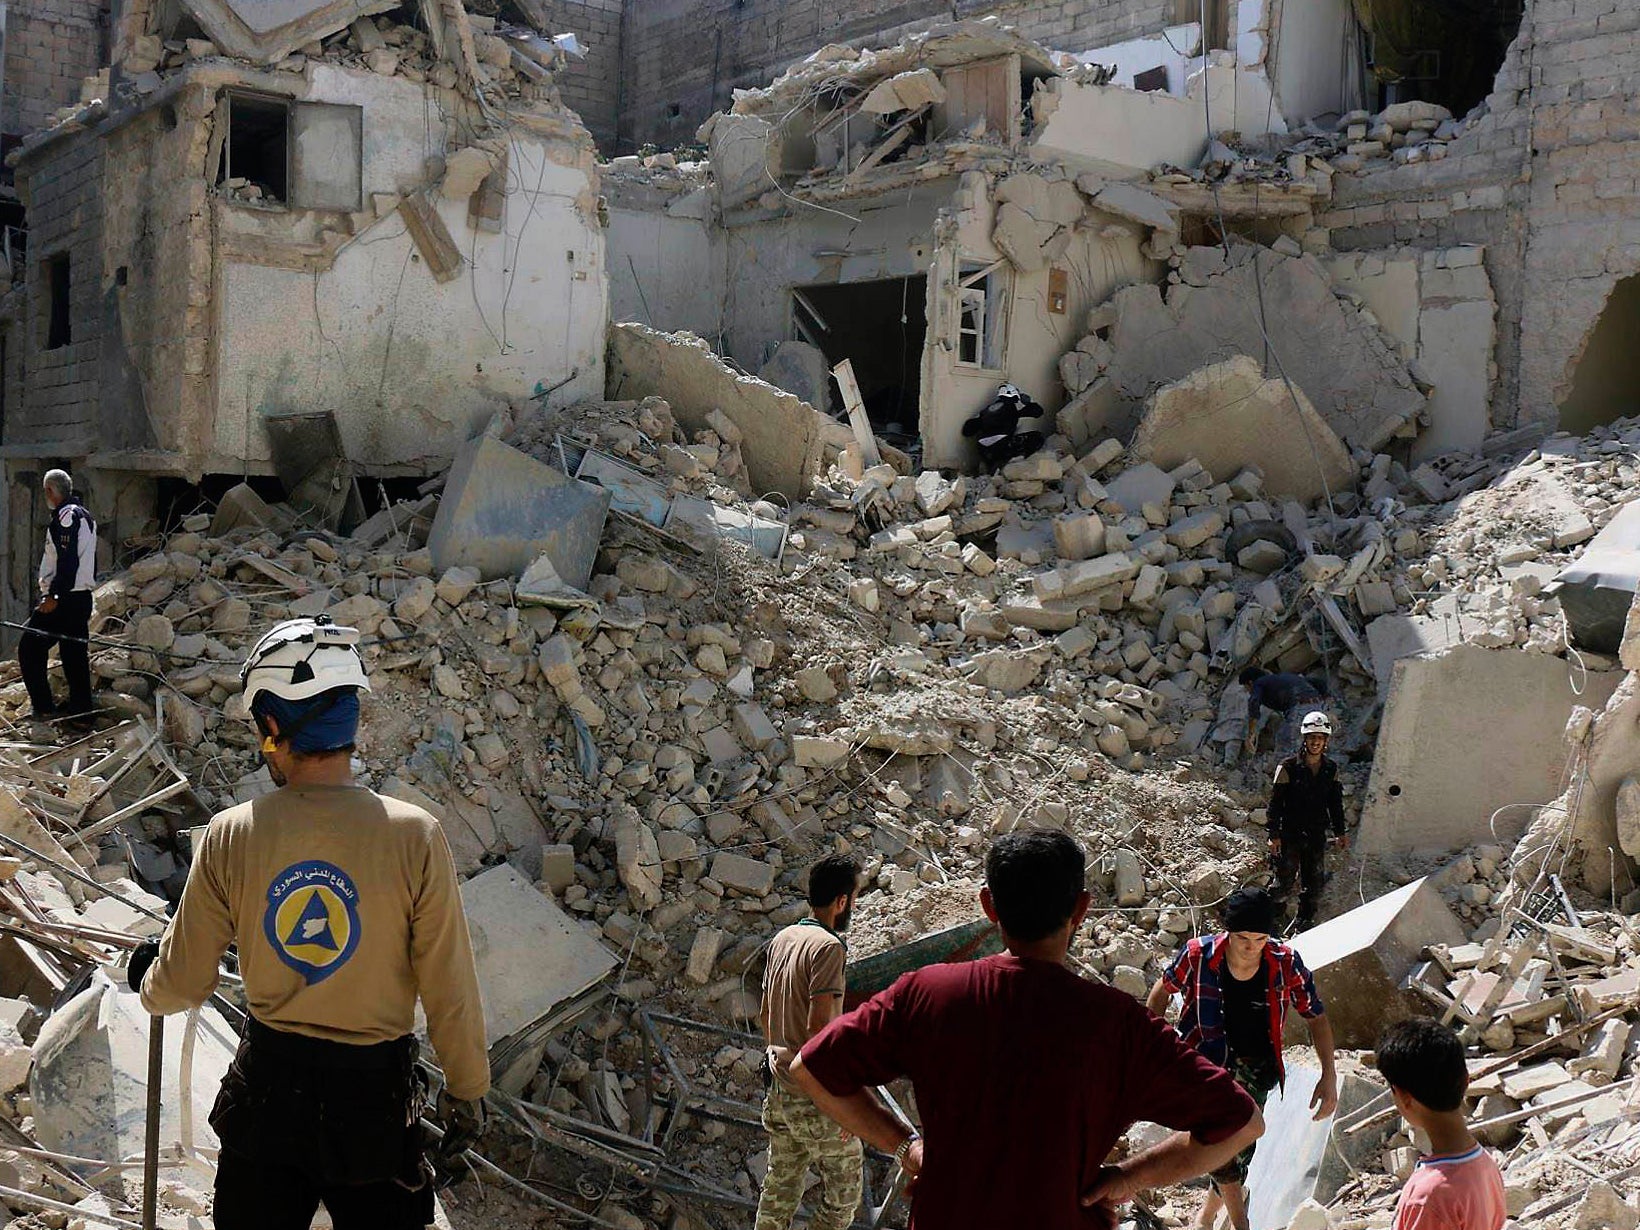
[{"x1": 783, "y1": 830, "x2": 1262, "y2": 1230}]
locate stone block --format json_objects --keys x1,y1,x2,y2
[
  {"x1": 1053, "y1": 512, "x2": 1106, "y2": 562},
  {"x1": 1132, "y1": 356, "x2": 1354, "y2": 506},
  {"x1": 1287, "y1": 879, "x2": 1467, "y2": 1048},
  {"x1": 709, "y1": 853, "x2": 776, "y2": 896},
  {"x1": 793, "y1": 735, "x2": 850, "y2": 769},
  {"x1": 731, "y1": 703, "x2": 779, "y2": 750},
  {"x1": 1105, "y1": 462, "x2": 1176, "y2": 513},
  {"x1": 427, "y1": 434, "x2": 610, "y2": 588},
  {"x1": 686, "y1": 928, "x2": 725, "y2": 984},
  {"x1": 540, "y1": 844, "x2": 577, "y2": 893}
]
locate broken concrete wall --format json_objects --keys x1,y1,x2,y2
[
  {"x1": 1263, "y1": 0, "x2": 1361, "y2": 128},
  {"x1": 1094, "y1": 242, "x2": 1428, "y2": 452},
  {"x1": 176, "y1": 0, "x2": 399, "y2": 64},
  {"x1": 1288, "y1": 878, "x2": 1468, "y2": 1048},
  {"x1": 1131, "y1": 355, "x2": 1354, "y2": 505},
  {"x1": 922, "y1": 169, "x2": 1155, "y2": 469},
  {"x1": 1312, "y1": 6, "x2": 1640, "y2": 439},
  {"x1": 1328, "y1": 245, "x2": 1497, "y2": 459},
  {"x1": 606, "y1": 177, "x2": 727, "y2": 339},
  {"x1": 1, "y1": 0, "x2": 109, "y2": 137},
  {"x1": 607, "y1": 322, "x2": 828, "y2": 499},
  {"x1": 1359, "y1": 643, "x2": 1622, "y2": 858},
  {"x1": 210, "y1": 64, "x2": 607, "y2": 473},
  {"x1": 620, "y1": 0, "x2": 1182, "y2": 148},
  {"x1": 1030, "y1": 61, "x2": 1283, "y2": 176}
]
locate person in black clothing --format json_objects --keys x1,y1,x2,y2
[
  {"x1": 961, "y1": 384, "x2": 1047, "y2": 471},
  {"x1": 1268, "y1": 710, "x2": 1348, "y2": 929},
  {"x1": 1239, "y1": 666, "x2": 1329, "y2": 759},
  {"x1": 19, "y1": 469, "x2": 97, "y2": 723}
]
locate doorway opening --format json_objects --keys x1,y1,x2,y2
[
  {"x1": 792, "y1": 276, "x2": 927, "y2": 448},
  {"x1": 1561, "y1": 275, "x2": 1640, "y2": 435}
]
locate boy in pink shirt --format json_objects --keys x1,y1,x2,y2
[{"x1": 1377, "y1": 1019, "x2": 1506, "y2": 1230}]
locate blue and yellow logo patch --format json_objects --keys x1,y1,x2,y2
[{"x1": 263, "y1": 860, "x2": 361, "y2": 985}]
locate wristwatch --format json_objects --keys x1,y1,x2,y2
[{"x1": 893, "y1": 1132, "x2": 921, "y2": 1167}]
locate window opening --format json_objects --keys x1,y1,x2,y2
[
  {"x1": 219, "y1": 92, "x2": 290, "y2": 203},
  {"x1": 43, "y1": 253, "x2": 70, "y2": 350},
  {"x1": 956, "y1": 261, "x2": 1008, "y2": 371}
]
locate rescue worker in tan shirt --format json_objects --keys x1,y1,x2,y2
[
  {"x1": 755, "y1": 853, "x2": 862, "y2": 1230},
  {"x1": 127, "y1": 617, "x2": 489, "y2": 1230}
]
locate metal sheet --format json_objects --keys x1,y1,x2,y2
[
  {"x1": 427, "y1": 434, "x2": 611, "y2": 586},
  {"x1": 574, "y1": 446, "x2": 672, "y2": 527},
  {"x1": 664, "y1": 495, "x2": 787, "y2": 561}
]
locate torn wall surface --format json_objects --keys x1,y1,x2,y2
[{"x1": 1089, "y1": 243, "x2": 1428, "y2": 452}]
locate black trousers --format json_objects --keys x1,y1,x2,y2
[
  {"x1": 210, "y1": 1018, "x2": 434, "y2": 1230},
  {"x1": 1274, "y1": 836, "x2": 1327, "y2": 924},
  {"x1": 215, "y1": 1148, "x2": 435, "y2": 1230},
  {"x1": 18, "y1": 590, "x2": 93, "y2": 715}
]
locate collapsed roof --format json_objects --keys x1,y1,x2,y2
[{"x1": 172, "y1": 0, "x2": 404, "y2": 64}]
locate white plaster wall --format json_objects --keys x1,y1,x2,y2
[
  {"x1": 608, "y1": 195, "x2": 727, "y2": 341},
  {"x1": 1268, "y1": 0, "x2": 1357, "y2": 126},
  {"x1": 1074, "y1": 24, "x2": 1201, "y2": 94},
  {"x1": 920, "y1": 184, "x2": 1154, "y2": 469},
  {"x1": 214, "y1": 131, "x2": 606, "y2": 470},
  {"x1": 715, "y1": 187, "x2": 947, "y2": 373},
  {"x1": 1031, "y1": 62, "x2": 1282, "y2": 178}
]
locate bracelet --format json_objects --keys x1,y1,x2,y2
[{"x1": 894, "y1": 1133, "x2": 920, "y2": 1166}]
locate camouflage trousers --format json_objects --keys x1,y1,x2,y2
[
  {"x1": 1210, "y1": 1053, "x2": 1280, "y2": 1189},
  {"x1": 754, "y1": 1080, "x2": 863, "y2": 1230}
]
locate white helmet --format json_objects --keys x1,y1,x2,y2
[
  {"x1": 240, "y1": 616, "x2": 370, "y2": 712},
  {"x1": 996, "y1": 383, "x2": 1027, "y2": 402},
  {"x1": 1300, "y1": 711, "x2": 1333, "y2": 737}
]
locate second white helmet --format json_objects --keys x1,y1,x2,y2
[
  {"x1": 1300, "y1": 710, "x2": 1333, "y2": 737},
  {"x1": 239, "y1": 617, "x2": 370, "y2": 712}
]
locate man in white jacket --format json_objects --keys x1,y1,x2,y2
[{"x1": 19, "y1": 468, "x2": 96, "y2": 721}]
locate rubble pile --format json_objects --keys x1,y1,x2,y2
[{"x1": 0, "y1": 376, "x2": 1637, "y2": 1225}]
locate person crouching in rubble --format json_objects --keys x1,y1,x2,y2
[
  {"x1": 778, "y1": 830, "x2": 1263, "y2": 1230},
  {"x1": 1268, "y1": 710, "x2": 1349, "y2": 931},
  {"x1": 961, "y1": 383, "x2": 1048, "y2": 471},
  {"x1": 1147, "y1": 886, "x2": 1339, "y2": 1230},
  {"x1": 127, "y1": 616, "x2": 490, "y2": 1230},
  {"x1": 1239, "y1": 666, "x2": 1331, "y2": 760},
  {"x1": 755, "y1": 853, "x2": 863, "y2": 1230}
]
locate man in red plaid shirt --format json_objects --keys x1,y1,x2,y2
[{"x1": 1146, "y1": 887, "x2": 1338, "y2": 1230}]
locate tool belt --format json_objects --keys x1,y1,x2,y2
[{"x1": 209, "y1": 1015, "x2": 430, "y2": 1189}]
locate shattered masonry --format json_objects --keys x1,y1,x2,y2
[{"x1": 0, "y1": 0, "x2": 1636, "y2": 1228}]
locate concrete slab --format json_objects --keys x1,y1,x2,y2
[
  {"x1": 1245, "y1": 1063, "x2": 1382, "y2": 1230},
  {"x1": 179, "y1": 0, "x2": 399, "y2": 64},
  {"x1": 32, "y1": 972, "x2": 238, "y2": 1165},
  {"x1": 427, "y1": 433, "x2": 611, "y2": 587},
  {"x1": 1288, "y1": 878, "x2": 1467, "y2": 1048},
  {"x1": 1096, "y1": 246, "x2": 1426, "y2": 452},
  {"x1": 1131, "y1": 355, "x2": 1354, "y2": 504},
  {"x1": 456, "y1": 863, "x2": 617, "y2": 1049},
  {"x1": 1359, "y1": 644, "x2": 1621, "y2": 856}
]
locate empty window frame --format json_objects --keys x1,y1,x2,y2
[
  {"x1": 217, "y1": 92, "x2": 363, "y2": 211},
  {"x1": 42, "y1": 252, "x2": 70, "y2": 350},
  {"x1": 955, "y1": 261, "x2": 1008, "y2": 370}
]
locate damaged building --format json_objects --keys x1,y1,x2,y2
[{"x1": 0, "y1": 0, "x2": 608, "y2": 631}]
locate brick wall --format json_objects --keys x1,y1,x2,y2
[
  {"x1": 1318, "y1": 1, "x2": 1640, "y2": 431},
  {"x1": 14, "y1": 130, "x2": 103, "y2": 448},
  {"x1": 2, "y1": 0, "x2": 108, "y2": 139},
  {"x1": 528, "y1": 0, "x2": 624, "y2": 148},
  {"x1": 619, "y1": 0, "x2": 1173, "y2": 149}
]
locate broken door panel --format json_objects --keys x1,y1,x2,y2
[{"x1": 290, "y1": 101, "x2": 363, "y2": 212}]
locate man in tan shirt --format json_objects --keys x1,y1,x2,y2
[
  {"x1": 755, "y1": 853, "x2": 861, "y2": 1230},
  {"x1": 129, "y1": 617, "x2": 489, "y2": 1230}
]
